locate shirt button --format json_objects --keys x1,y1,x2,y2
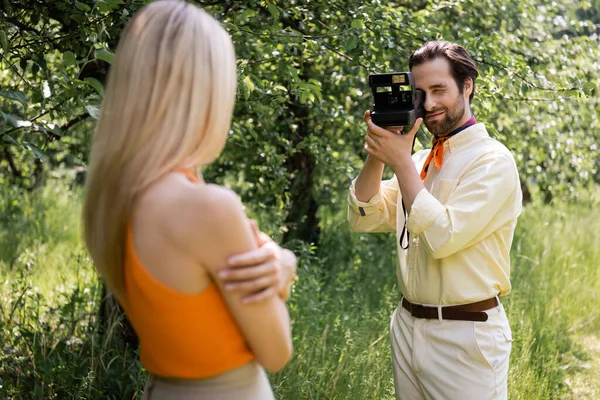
[{"x1": 412, "y1": 238, "x2": 418, "y2": 244}]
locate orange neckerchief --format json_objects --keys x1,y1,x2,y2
[
  {"x1": 419, "y1": 116, "x2": 477, "y2": 180},
  {"x1": 419, "y1": 136, "x2": 450, "y2": 180}
]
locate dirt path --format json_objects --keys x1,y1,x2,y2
[{"x1": 565, "y1": 334, "x2": 600, "y2": 399}]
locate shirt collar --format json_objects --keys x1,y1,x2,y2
[{"x1": 443, "y1": 123, "x2": 489, "y2": 153}]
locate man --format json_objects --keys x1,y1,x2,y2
[{"x1": 347, "y1": 41, "x2": 522, "y2": 399}]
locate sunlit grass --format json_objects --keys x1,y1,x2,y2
[{"x1": 0, "y1": 175, "x2": 598, "y2": 399}]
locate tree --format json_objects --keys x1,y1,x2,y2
[{"x1": 1, "y1": 0, "x2": 599, "y2": 246}]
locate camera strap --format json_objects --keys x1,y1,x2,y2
[
  {"x1": 398, "y1": 133, "x2": 418, "y2": 250},
  {"x1": 399, "y1": 200, "x2": 410, "y2": 250},
  {"x1": 399, "y1": 117, "x2": 477, "y2": 251}
]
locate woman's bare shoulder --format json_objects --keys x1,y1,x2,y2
[{"x1": 140, "y1": 174, "x2": 247, "y2": 255}]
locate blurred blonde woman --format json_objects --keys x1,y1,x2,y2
[{"x1": 83, "y1": 1, "x2": 297, "y2": 399}]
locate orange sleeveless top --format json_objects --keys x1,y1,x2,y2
[{"x1": 122, "y1": 169, "x2": 254, "y2": 378}]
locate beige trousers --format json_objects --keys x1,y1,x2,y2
[
  {"x1": 390, "y1": 300, "x2": 512, "y2": 400},
  {"x1": 142, "y1": 361, "x2": 275, "y2": 400}
]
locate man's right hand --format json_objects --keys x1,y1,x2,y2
[{"x1": 364, "y1": 110, "x2": 423, "y2": 172}]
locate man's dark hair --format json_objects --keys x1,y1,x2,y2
[{"x1": 409, "y1": 41, "x2": 479, "y2": 103}]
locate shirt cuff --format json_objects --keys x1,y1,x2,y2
[
  {"x1": 406, "y1": 188, "x2": 445, "y2": 236},
  {"x1": 348, "y1": 179, "x2": 383, "y2": 217}
]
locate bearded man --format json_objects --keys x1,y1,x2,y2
[{"x1": 348, "y1": 41, "x2": 523, "y2": 400}]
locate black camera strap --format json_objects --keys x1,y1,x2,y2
[
  {"x1": 398, "y1": 117, "x2": 477, "y2": 250},
  {"x1": 398, "y1": 133, "x2": 418, "y2": 251},
  {"x1": 399, "y1": 200, "x2": 410, "y2": 250}
]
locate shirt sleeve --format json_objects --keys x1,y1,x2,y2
[
  {"x1": 347, "y1": 175, "x2": 399, "y2": 233},
  {"x1": 406, "y1": 151, "x2": 521, "y2": 259}
]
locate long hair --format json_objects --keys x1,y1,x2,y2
[
  {"x1": 409, "y1": 41, "x2": 478, "y2": 103},
  {"x1": 83, "y1": 0, "x2": 237, "y2": 302}
]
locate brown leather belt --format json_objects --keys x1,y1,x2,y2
[{"x1": 401, "y1": 296, "x2": 500, "y2": 322}]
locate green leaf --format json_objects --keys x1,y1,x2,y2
[
  {"x1": 240, "y1": 85, "x2": 250, "y2": 101},
  {"x1": 222, "y1": 22, "x2": 239, "y2": 33},
  {"x1": 267, "y1": 4, "x2": 280, "y2": 20},
  {"x1": 351, "y1": 19, "x2": 364, "y2": 29},
  {"x1": 1, "y1": 133, "x2": 18, "y2": 145},
  {"x1": 75, "y1": 1, "x2": 91, "y2": 12},
  {"x1": 63, "y1": 51, "x2": 77, "y2": 66},
  {"x1": 33, "y1": 123, "x2": 47, "y2": 136},
  {"x1": 0, "y1": 30, "x2": 8, "y2": 54},
  {"x1": 240, "y1": 9, "x2": 258, "y2": 21},
  {"x1": 85, "y1": 104, "x2": 101, "y2": 119},
  {"x1": 95, "y1": 48, "x2": 115, "y2": 65},
  {"x1": 96, "y1": 0, "x2": 124, "y2": 10},
  {"x1": 20, "y1": 58, "x2": 29, "y2": 71},
  {"x1": 300, "y1": 91, "x2": 309, "y2": 103},
  {"x1": 243, "y1": 76, "x2": 255, "y2": 92},
  {"x1": 32, "y1": 91, "x2": 44, "y2": 104},
  {"x1": 0, "y1": 90, "x2": 28, "y2": 108},
  {"x1": 71, "y1": 14, "x2": 87, "y2": 24},
  {"x1": 48, "y1": 124, "x2": 63, "y2": 137},
  {"x1": 0, "y1": 112, "x2": 29, "y2": 128},
  {"x1": 97, "y1": 2, "x2": 116, "y2": 12},
  {"x1": 583, "y1": 81, "x2": 597, "y2": 96},
  {"x1": 23, "y1": 142, "x2": 47, "y2": 162},
  {"x1": 84, "y1": 78, "x2": 104, "y2": 97},
  {"x1": 346, "y1": 36, "x2": 358, "y2": 51},
  {"x1": 241, "y1": 76, "x2": 255, "y2": 100}
]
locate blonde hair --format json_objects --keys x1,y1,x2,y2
[{"x1": 83, "y1": 0, "x2": 237, "y2": 302}]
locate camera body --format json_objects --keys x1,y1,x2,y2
[{"x1": 368, "y1": 72, "x2": 425, "y2": 128}]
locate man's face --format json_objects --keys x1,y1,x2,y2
[{"x1": 411, "y1": 57, "x2": 471, "y2": 137}]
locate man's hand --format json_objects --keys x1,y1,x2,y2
[
  {"x1": 363, "y1": 110, "x2": 423, "y2": 170},
  {"x1": 217, "y1": 220, "x2": 297, "y2": 304}
]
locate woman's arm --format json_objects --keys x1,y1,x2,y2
[
  {"x1": 174, "y1": 186, "x2": 293, "y2": 371},
  {"x1": 220, "y1": 221, "x2": 298, "y2": 303}
]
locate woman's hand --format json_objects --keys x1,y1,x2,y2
[{"x1": 217, "y1": 220, "x2": 297, "y2": 303}]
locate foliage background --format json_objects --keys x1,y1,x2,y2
[
  {"x1": 1, "y1": 0, "x2": 599, "y2": 242},
  {"x1": 1, "y1": 0, "x2": 599, "y2": 399}
]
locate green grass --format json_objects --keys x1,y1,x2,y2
[{"x1": 0, "y1": 173, "x2": 599, "y2": 399}]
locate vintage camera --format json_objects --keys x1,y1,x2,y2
[{"x1": 368, "y1": 72, "x2": 425, "y2": 128}]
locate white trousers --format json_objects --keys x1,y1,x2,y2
[{"x1": 390, "y1": 300, "x2": 512, "y2": 400}]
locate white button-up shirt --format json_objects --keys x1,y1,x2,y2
[{"x1": 348, "y1": 123, "x2": 523, "y2": 305}]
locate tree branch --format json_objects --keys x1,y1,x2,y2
[
  {"x1": 9, "y1": 33, "x2": 77, "y2": 51},
  {"x1": 235, "y1": 27, "x2": 353, "y2": 39},
  {"x1": 477, "y1": 59, "x2": 581, "y2": 92},
  {"x1": 196, "y1": 0, "x2": 230, "y2": 6},
  {"x1": 5, "y1": 16, "x2": 43, "y2": 37},
  {"x1": 0, "y1": 99, "x2": 91, "y2": 141},
  {"x1": 0, "y1": 53, "x2": 44, "y2": 97},
  {"x1": 252, "y1": 4, "x2": 374, "y2": 72},
  {"x1": 319, "y1": 42, "x2": 375, "y2": 72},
  {"x1": 61, "y1": 112, "x2": 90, "y2": 132},
  {"x1": 2, "y1": 147, "x2": 22, "y2": 179}
]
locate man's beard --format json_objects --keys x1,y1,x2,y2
[{"x1": 424, "y1": 95, "x2": 465, "y2": 137}]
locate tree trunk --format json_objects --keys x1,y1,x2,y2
[
  {"x1": 282, "y1": 70, "x2": 320, "y2": 246},
  {"x1": 520, "y1": 179, "x2": 532, "y2": 204}
]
